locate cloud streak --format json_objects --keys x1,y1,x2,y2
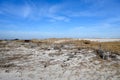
[
  {"x1": 0, "y1": 0, "x2": 70, "y2": 22},
  {"x1": 0, "y1": 1, "x2": 32, "y2": 18},
  {"x1": 0, "y1": 0, "x2": 120, "y2": 21}
]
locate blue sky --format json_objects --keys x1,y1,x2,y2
[{"x1": 0, "y1": 0, "x2": 120, "y2": 39}]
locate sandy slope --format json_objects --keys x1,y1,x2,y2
[{"x1": 0, "y1": 40, "x2": 120, "y2": 80}]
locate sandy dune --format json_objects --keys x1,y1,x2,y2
[
  {"x1": 0, "y1": 40, "x2": 120, "y2": 80},
  {"x1": 78, "y1": 38, "x2": 120, "y2": 42}
]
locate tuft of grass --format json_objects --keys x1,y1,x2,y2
[
  {"x1": 0, "y1": 63, "x2": 16, "y2": 68},
  {"x1": 100, "y1": 41, "x2": 120, "y2": 54}
]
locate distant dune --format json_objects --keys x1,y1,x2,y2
[{"x1": 77, "y1": 38, "x2": 120, "y2": 42}]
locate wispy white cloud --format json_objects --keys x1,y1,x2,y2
[
  {"x1": 0, "y1": 1, "x2": 32, "y2": 18},
  {"x1": 48, "y1": 4, "x2": 61, "y2": 14},
  {"x1": 21, "y1": 4, "x2": 31, "y2": 18},
  {"x1": 37, "y1": 3, "x2": 70, "y2": 22},
  {"x1": 48, "y1": 15, "x2": 70, "y2": 22},
  {"x1": 0, "y1": 0, "x2": 70, "y2": 22}
]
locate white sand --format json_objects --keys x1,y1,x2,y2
[
  {"x1": 0, "y1": 41, "x2": 120, "y2": 80},
  {"x1": 78, "y1": 38, "x2": 120, "y2": 42}
]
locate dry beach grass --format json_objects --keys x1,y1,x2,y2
[{"x1": 41, "y1": 39, "x2": 120, "y2": 54}]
